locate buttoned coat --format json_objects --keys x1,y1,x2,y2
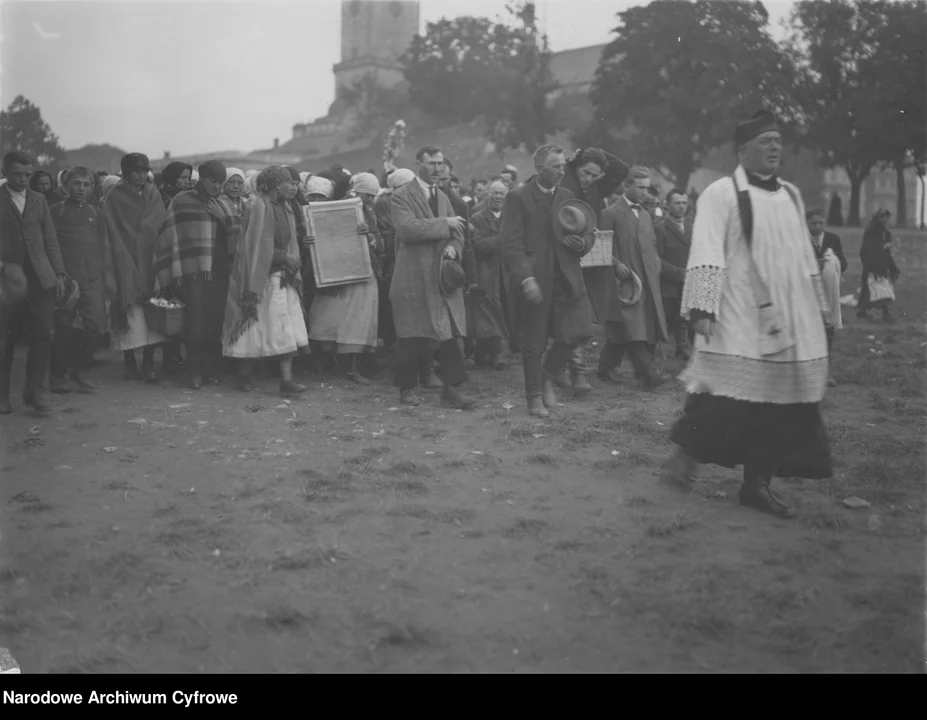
[
  {"x1": 0, "y1": 185, "x2": 64, "y2": 290},
  {"x1": 600, "y1": 199, "x2": 668, "y2": 344},
  {"x1": 656, "y1": 216, "x2": 692, "y2": 300},
  {"x1": 501, "y1": 177, "x2": 594, "y2": 347},
  {"x1": 389, "y1": 180, "x2": 466, "y2": 341}
]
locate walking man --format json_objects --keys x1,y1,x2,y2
[
  {"x1": 501, "y1": 144, "x2": 595, "y2": 417},
  {"x1": 390, "y1": 145, "x2": 475, "y2": 409},
  {"x1": 657, "y1": 187, "x2": 694, "y2": 361},
  {"x1": 0, "y1": 152, "x2": 67, "y2": 414},
  {"x1": 664, "y1": 110, "x2": 834, "y2": 519}
]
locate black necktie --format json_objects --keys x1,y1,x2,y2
[{"x1": 429, "y1": 185, "x2": 439, "y2": 216}]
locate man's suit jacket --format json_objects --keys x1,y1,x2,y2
[
  {"x1": 0, "y1": 185, "x2": 64, "y2": 290},
  {"x1": 656, "y1": 216, "x2": 692, "y2": 300},
  {"x1": 389, "y1": 180, "x2": 466, "y2": 342},
  {"x1": 813, "y1": 231, "x2": 848, "y2": 273}
]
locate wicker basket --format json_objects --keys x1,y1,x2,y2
[
  {"x1": 144, "y1": 300, "x2": 184, "y2": 337},
  {"x1": 580, "y1": 230, "x2": 614, "y2": 268}
]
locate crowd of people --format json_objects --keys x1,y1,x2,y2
[{"x1": 0, "y1": 108, "x2": 903, "y2": 518}]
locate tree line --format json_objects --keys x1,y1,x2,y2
[{"x1": 399, "y1": 0, "x2": 926, "y2": 227}]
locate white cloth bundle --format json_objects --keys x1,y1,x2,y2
[{"x1": 820, "y1": 248, "x2": 843, "y2": 329}]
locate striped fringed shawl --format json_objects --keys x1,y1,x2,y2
[
  {"x1": 153, "y1": 185, "x2": 240, "y2": 289},
  {"x1": 221, "y1": 192, "x2": 301, "y2": 348}
]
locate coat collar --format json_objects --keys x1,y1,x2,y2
[
  {"x1": 526, "y1": 177, "x2": 567, "y2": 219},
  {"x1": 663, "y1": 216, "x2": 689, "y2": 246}
]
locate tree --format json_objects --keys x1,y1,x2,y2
[
  {"x1": 0, "y1": 95, "x2": 66, "y2": 167},
  {"x1": 590, "y1": 1, "x2": 794, "y2": 188},
  {"x1": 402, "y1": 2, "x2": 558, "y2": 153},
  {"x1": 338, "y1": 74, "x2": 410, "y2": 143},
  {"x1": 787, "y1": 0, "x2": 899, "y2": 226}
]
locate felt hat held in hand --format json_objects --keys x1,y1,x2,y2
[
  {"x1": 553, "y1": 199, "x2": 596, "y2": 252},
  {"x1": 439, "y1": 255, "x2": 467, "y2": 298}
]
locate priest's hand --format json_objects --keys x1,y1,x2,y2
[
  {"x1": 693, "y1": 318, "x2": 713, "y2": 344},
  {"x1": 522, "y1": 277, "x2": 542, "y2": 305},
  {"x1": 613, "y1": 260, "x2": 632, "y2": 281}
]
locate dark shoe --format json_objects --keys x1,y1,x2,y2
[
  {"x1": 488, "y1": 353, "x2": 505, "y2": 370},
  {"x1": 49, "y1": 376, "x2": 71, "y2": 394},
  {"x1": 203, "y1": 376, "x2": 221, "y2": 386},
  {"x1": 23, "y1": 341, "x2": 52, "y2": 412},
  {"x1": 280, "y1": 380, "x2": 307, "y2": 397},
  {"x1": 70, "y1": 371, "x2": 98, "y2": 393},
  {"x1": 400, "y1": 389, "x2": 420, "y2": 406},
  {"x1": 22, "y1": 389, "x2": 50, "y2": 413},
  {"x1": 661, "y1": 448, "x2": 697, "y2": 489},
  {"x1": 738, "y1": 484, "x2": 796, "y2": 519},
  {"x1": 236, "y1": 376, "x2": 255, "y2": 393},
  {"x1": 597, "y1": 367, "x2": 620, "y2": 383},
  {"x1": 442, "y1": 384, "x2": 476, "y2": 410},
  {"x1": 643, "y1": 373, "x2": 667, "y2": 391},
  {"x1": 420, "y1": 371, "x2": 444, "y2": 390},
  {"x1": 527, "y1": 396, "x2": 549, "y2": 418},
  {"x1": 550, "y1": 370, "x2": 572, "y2": 390},
  {"x1": 189, "y1": 376, "x2": 204, "y2": 390},
  {"x1": 542, "y1": 377, "x2": 558, "y2": 410},
  {"x1": 571, "y1": 370, "x2": 592, "y2": 398},
  {"x1": 346, "y1": 371, "x2": 370, "y2": 385}
]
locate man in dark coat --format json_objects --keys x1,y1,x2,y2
[
  {"x1": 559, "y1": 147, "x2": 629, "y2": 393},
  {"x1": 656, "y1": 187, "x2": 694, "y2": 360},
  {"x1": 0, "y1": 151, "x2": 67, "y2": 414},
  {"x1": 501, "y1": 144, "x2": 595, "y2": 417},
  {"x1": 599, "y1": 166, "x2": 668, "y2": 390}
]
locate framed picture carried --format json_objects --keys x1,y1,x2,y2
[{"x1": 303, "y1": 198, "x2": 372, "y2": 288}]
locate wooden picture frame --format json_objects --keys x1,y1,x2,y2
[{"x1": 303, "y1": 198, "x2": 372, "y2": 288}]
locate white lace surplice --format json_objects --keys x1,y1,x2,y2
[{"x1": 679, "y1": 166, "x2": 829, "y2": 404}]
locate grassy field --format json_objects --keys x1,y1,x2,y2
[{"x1": 0, "y1": 227, "x2": 924, "y2": 673}]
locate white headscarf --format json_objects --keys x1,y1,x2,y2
[
  {"x1": 305, "y1": 176, "x2": 334, "y2": 200},
  {"x1": 349, "y1": 172, "x2": 380, "y2": 197},
  {"x1": 387, "y1": 168, "x2": 415, "y2": 189},
  {"x1": 191, "y1": 169, "x2": 199, "y2": 183}
]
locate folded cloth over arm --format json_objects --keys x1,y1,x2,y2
[{"x1": 820, "y1": 249, "x2": 842, "y2": 330}]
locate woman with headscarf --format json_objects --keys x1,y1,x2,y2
[
  {"x1": 99, "y1": 175, "x2": 121, "y2": 204},
  {"x1": 222, "y1": 167, "x2": 249, "y2": 219},
  {"x1": 857, "y1": 208, "x2": 900, "y2": 323},
  {"x1": 100, "y1": 153, "x2": 168, "y2": 381},
  {"x1": 29, "y1": 170, "x2": 59, "y2": 205},
  {"x1": 54, "y1": 169, "x2": 70, "y2": 203},
  {"x1": 306, "y1": 172, "x2": 381, "y2": 384},
  {"x1": 221, "y1": 165, "x2": 308, "y2": 396},
  {"x1": 159, "y1": 161, "x2": 193, "y2": 210}
]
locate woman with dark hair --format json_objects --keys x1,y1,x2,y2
[
  {"x1": 857, "y1": 208, "x2": 900, "y2": 323},
  {"x1": 159, "y1": 161, "x2": 193, "y2": 210}
]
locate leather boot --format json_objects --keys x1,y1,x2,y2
[
  {"x1": 399, "y1": 388, "x2": 420, "y2": 406},
  {"x1": 0, "y1": 345, "x2": 13, "y2": 415},
  {"x1": 346, "y1": 354, "x2": 370, "y2": 385},
  {"x1": 550, "y1": 370, "x2": 572, "y2": 390},
  {"x1": 526, "y1": 396, "x2": 549, "y2": 418},
  {"x1": 141, "y1": 346, "x2": 157, "y2": 383},
  {"x1": 420, "y1": 365, "x2": 444, "y2": 390},
  {"x1": 739, "y1": 472, "x2": 796, "y2": 519},
  {"x1": 571, "y1": 369, "x2": 592, "y2": 397},
  {"x1": 23, "y1": 341, "x2": 52, "y2": 413},
  {"x1": 661, "y1": 447, "x2": 697, "y2": 488},
  {"x1": 442, "y1": 383, "x2": 476, "y2": 410},
  {"x1": 541, "y1": 375, "x2": 558, "y2": 410}
]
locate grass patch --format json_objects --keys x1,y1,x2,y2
[
  {"x1": 387, "y1": 505, "x2": 476, "y2": 525},
  {"x1": 301, "y1": 469, "x2": 357, "y2": 503},
  {"x1": 502, "y1": 517, "x2": 550, "y2": 539},
  {"x1": 526, "y1": 452, "x2": 557, "y2": 465},
  {"x1": 382, "y1": 460, "x2": 433, "y2": 477},
  {"x1": 645, "y1": 510, "x2": 692, "y2": 538}
]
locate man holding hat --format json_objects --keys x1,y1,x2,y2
[
  {"x1": 664, "y1": 110, "x2": 833, "y2": 519},
  {"x1": 501, "y1": 144, "x2": 596, "y2": 417},
  {"x1": 154, "y1": 160, "x2": 240, "y2": 389},
  {"x1": 0, "y1": 151, "x2": 67, "y2": 413},
  {"x1": 599, "y1": 166, "x2": 669, "y2": 390}
]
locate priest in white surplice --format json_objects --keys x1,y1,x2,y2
[{"x1": 663, "y1": 111, "x2": 834, "y2": 519}]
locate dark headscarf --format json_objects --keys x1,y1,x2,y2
[
  {"x1": 198, "y1": 160, "x2": 227, "y2": 183},
  {"x1": 29, "y1": 170, "x2": 59, "y2": 203},
  {"x1": 120, "y1": 153, "x2": 151, "y2": 176},
  {"x1": 161, "y1": 161, "x2": 192, "y2": 188}
]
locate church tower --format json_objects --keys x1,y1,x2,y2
[{"x1": 333, "y1": 0, "x2": 420, "y2": 95}]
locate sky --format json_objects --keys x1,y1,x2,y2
[{"x1": 0, "y1": 0, "x2": 796, "y2": 157}]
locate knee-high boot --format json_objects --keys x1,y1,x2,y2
[{"x1": 23, "y1": 340, "x2": 52, "y2": 412}]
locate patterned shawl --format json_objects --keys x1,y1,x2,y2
[
  {"x1": 100, "y1": 180, "x2": 166, "y2": 332},
  {"x1": 153, "y1": 183, "x2": 239, "y2": 289},
  {"x1": 221, "y1": 191, "x2": 301, "y2": 347}
]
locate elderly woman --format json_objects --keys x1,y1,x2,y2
[
  {"x1": 159, "y1": 161, "x2": 193, "y2": 210},
  {"x1": 154, "y1": 161, "x2": 240, "y2": 389},
  {"x1": 101, "y1": 153, "x2": 167, "y2": 381},
  {"x1": 29, "y1": 170, "x2": 59, "y2": 205},
  {"x1": 858, "y1": 208, "x2": 900, "y2": 323},
  {"x1": 221, "y1": 165, "x2": 308, "y2": 396},
  {"x1": 307, "y1": 173, "x2": 381, "y2": 384}
]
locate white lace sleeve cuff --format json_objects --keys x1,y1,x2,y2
[{"x1": 681, "y1": 265, "x2": 726, "y2": 317}]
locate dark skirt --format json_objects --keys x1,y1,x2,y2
[
  {"x1": 179, "y1": 270, "x2": 230, "y2": 344},
  {"x1": 670, "y1": 392, "x2": 833, "y2": 479}
]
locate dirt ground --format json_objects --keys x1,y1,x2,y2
[{"x1": 1, "y1": 229, "x2": 925, "y2": 673}]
